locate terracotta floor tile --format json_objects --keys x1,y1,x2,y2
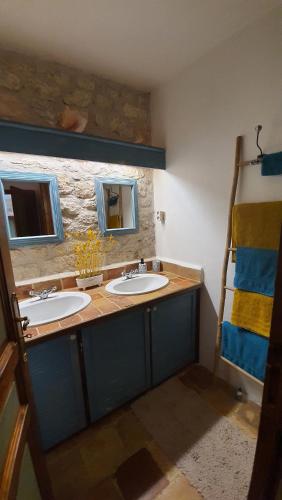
[
  {"x1": 179, "y1": 279, "x2": 197, "y2": 287},
  {"x1": 160, "y1": 270, "x2": 178, "y2": 279},
  {"x1": 182, "y1": 364, "x2": 233, "y2": 395},
  {"x1": 95, "y1": 298, "x2": 120, "y2": 314},
  {"x1": 182, "y1": 365, "x2": 239, "y2": 415},
  {"x1": 86, "y1": 290, "x2": 104, "y2": 300},
  {"x1": 116, "y1": 411, "x2": 152, "y2": 455},
  {"x1": 129, "y1": 294, "x2": 150, "y2": 305},
  {"x1": 59, "y1": 313, "x2": 83, "y2": 329},
  {"x1": 79, "y1": 304, "x2": 102, "y2": 321},
  {"x1": 16, "y1": 284, "x2": 33, "y2": 300},
  {"x1": 46, "y1": 448, "x2": 92, "y2": 500},
  {"x1": 92, "y1": 406, "x2": 130, "y2": 429},
  {"x1": 116, "y1": 448, "x2": 168, "y2": 500},
  {"x1": 157, "y1": 284, "x2": 179, "y2": 296},
  {"x1": 80, "y1": 426, "x2": 128, "y2": 485},
  {"x1": 180, "y1": 364, "x2": 213, "y2": 392},
  {"x1": 143, "y1": 291, "x2": 163, "y2": 301},
  {"x1": 234, "y1": 400, "x2": 260, "y2": 430},
  {"x1": 36, "y1": 321, "x2": 61, "y2": 336},
  {"x1": 228, "y1": 400, "x2": 261, "y2": 438},
  {"x1": 145, "y1": 441, "x2": 181, "y2": 483},
  {"x1": 203, "y1": 386, "x2": 239, "y2": 416},
  {"x1": 46, "y1": 364, "x2": 259, "y2": 500},
  {"x1": 86, "y1": 478, "x2": 123, "y2": 500},
  {"x1": 156, "y1": 475, "x2": 202, "y2": 500},
  {"x1": 180, "y1": 364, "x2": 260, "y2": 435},
  {"x1": 108, "y1": 296, "x2": 136, "y2": 308},
  {"x1": 170, "y1": 277, "x2": 187, "y2": 284},
  {"x1": 61, "y1": 276, "x2": 77, "y2": 289}
]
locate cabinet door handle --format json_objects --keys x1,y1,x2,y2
[
  {"x1": 153, "y1": 306, "x2": 157, "y2": 312},
  {"x1": 146, "y1": 307, "x2": 151, "y2": 313}
]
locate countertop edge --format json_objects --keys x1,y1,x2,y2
[{"x1": 25, "y1": 276, "x2": 202, "y2": 346}]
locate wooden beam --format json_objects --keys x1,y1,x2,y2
[{"x1": 0, "y1": 119, "x2": 166, "y2": 170}]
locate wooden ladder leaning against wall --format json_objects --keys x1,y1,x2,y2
[{"x1": 213, "y1": 133, "x2": 265, "y2": 386}]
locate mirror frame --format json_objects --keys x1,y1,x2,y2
[
  {"x1": 95, "y1": 177, "x2": 139, "y2": 236},
  {"x1": 0, "y1": 170, "x2": 64, "y2": 248}
]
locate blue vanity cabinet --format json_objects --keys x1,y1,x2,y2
[
  {"x1": 151, "y1": 290, "x2": 197, "y2": 386},
  {"x1": 81, "y1": 307, "x2": 151, "y2": 422},
  {"x1": 27, "y1": 333, "x2": 87, "y2": 450}
]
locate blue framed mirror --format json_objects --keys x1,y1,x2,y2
[
  {"x1": 95, "y1": 177, "x2": 139, "y2": 236},
  {"x1": 0, "y1": 171, "x2": 64, "y2": 248}
]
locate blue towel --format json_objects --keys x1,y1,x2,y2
[
  {"x1": 262, "y1": 151, "x2": 282, "y2": 176},
  {"x1": 221, "y1": 321, "x2": 269, "y2": 381},
  {"x1": 234, "y1": 247, "x2": 278, "y2": 297}
]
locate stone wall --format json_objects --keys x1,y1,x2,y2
[
  {"x1": 0, "y1": 48, "x2": 150, "y2": 144},
  {"x1": 0, "y1": 152, "x2": 155, "y2": 282}
]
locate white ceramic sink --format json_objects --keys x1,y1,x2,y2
[
  {"x1": 19, "y1": 291, "x2": 91, "y2": 327},
  {"x1": 105, "y1": 273, "x2": 169, "y2": 295}
]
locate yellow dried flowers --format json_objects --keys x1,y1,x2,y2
[{"x1": 67, "y1": 229, "x2": 116, "y2": 279}]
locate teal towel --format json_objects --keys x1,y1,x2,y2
[
  {"x1": 221, "y1": 321, "x2": 269, "y2": 381},
  {"x1": 234, "y1": 247, "x2": 278, "y2": 297},
  {"x1": 262, "y1": 151, "x2": 282, "y2": 176}
]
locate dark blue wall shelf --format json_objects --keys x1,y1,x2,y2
[{"x1": 0, "y1": 120, "x2": 166, "y2": 170}]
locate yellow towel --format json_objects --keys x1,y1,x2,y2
[
  {"x1": 231, "y1": 289, "x2": 273, "y2": 338},
  {"x1": 232, "y1": 201, "x2": 282, "y2": 250}
]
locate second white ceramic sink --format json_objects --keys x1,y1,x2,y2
[
  {"x1": 105, "y1": 273, "x2": 169, "y2": 295},
  {"x1": 19, "y1": 291, "x2": 91, "y2": 327}
]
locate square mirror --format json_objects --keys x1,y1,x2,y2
[
  {"x1": 0, "y1": 171, "x2": 64, "y2": 247},
  {"x1": 95, "y1": 177, "x2": 139, "y2": 236}
]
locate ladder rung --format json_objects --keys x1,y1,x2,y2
[
  {"x1": 228, "y1": 247, "x2": 237, "y2": 252},
  {"x1": 219, "y1": 356, "x2": 264, "y2": 385},
  {"x1": 238, "y1": 159, "x2": 261, "y2": 168}
]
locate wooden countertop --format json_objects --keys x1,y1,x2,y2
[{"x1": 24, "y1": 272, "x2": 201, "y2": 345}]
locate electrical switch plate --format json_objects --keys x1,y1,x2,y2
[{"x1": 157, "y1": 211, "x2": 166, "y2": 223}]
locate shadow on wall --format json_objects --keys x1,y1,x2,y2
[{"x1": 199, "y1": 284, "x2": 218, "y2": 370}]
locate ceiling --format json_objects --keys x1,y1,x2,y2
[{"x1": 0, "y1": 0, "x2": 280, "y2": 90}]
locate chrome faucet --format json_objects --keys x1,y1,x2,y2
[
  {"x1": 121, "y1": 269, "x2": 139, "y2": 280},
  {"x1": 29, "y1": 286, "x2": 57, "y2": 300}
]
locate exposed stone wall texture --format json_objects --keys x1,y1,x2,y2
[
  {"x1": 0, "y1": 48, "x2": 151, "y2": 144},
  {"x1": 0, "y1": 153, "x2": 155, "y2": 282}
]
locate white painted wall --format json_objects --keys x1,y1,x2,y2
[{"x1": 152, "y1": 7, "x2": 282, "y2": 404}]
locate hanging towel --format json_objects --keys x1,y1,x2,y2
[
  {"x1": 232, "y1": 201, "x2": 282, "y2": 251},
  {"x1": 262, "y1": 152, "x2": 282, "y2": 176},
  {"x1": 231, "y1": 289, "x2": 273, "y2": 338},
  {"x1": 221, "y1": 321, "x2": 269, "y2": 381},
  {"x1": 234, "y1": 247, "x2": 278, "y2": 297}
]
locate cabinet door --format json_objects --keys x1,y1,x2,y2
[
  {"x1": 151, "y1": 291, "x2": 197, "y2": 386},
  {"x1": 27, "y1": 333, "x2": 87, "y2": 450},
  {"x1": 82, "y1": 308, "x2": 150, "y2": 422}
]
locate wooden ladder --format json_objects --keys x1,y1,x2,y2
[{"x1": 213, "y1": 135, "x2": 264, "y2": 386}]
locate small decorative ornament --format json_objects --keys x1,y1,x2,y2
[{"x1": 57, "y1": 105, "x2": 88, "y2": 133}]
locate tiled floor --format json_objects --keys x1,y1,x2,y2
[{"x1": 46, "y1": 365, "x2": 261, "y2": 500}]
